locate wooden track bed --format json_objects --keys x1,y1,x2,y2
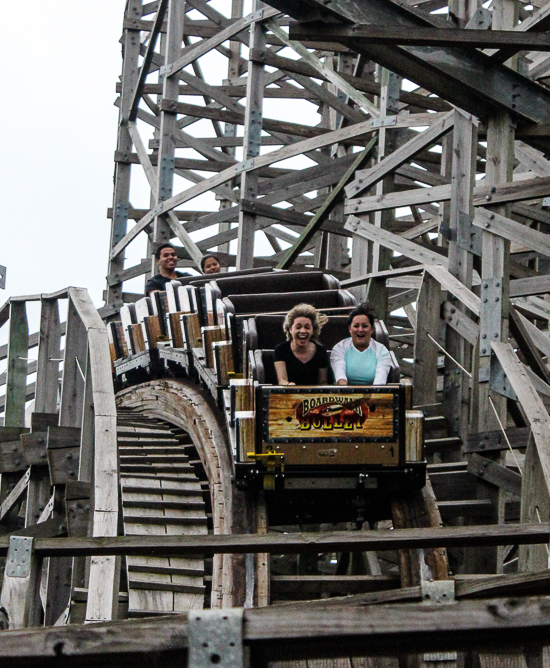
[{"x1": 117, "y1": 408, "x2": 207, "y2": 616}]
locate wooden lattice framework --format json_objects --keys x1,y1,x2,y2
[{"x1": 5, "y1": 0, "x2": 550, "y2": 664}]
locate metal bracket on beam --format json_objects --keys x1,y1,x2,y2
[
  {"x1": 456, "y1": 211, "x2": 482, "y2": 256},
  {"x1": 490, "y1": 351, "x2": 517, "y2": 400},
  {"x1": 188, "y1": 608, "x2": 244, "y2": 668},
  {"x1": 6, "y1": 536, "x2": 34, "y2": 578},
  {"x1": 421, "y1": 579, "x2": 455, "y2": 604},
  {"x1": 479, "y1": 278, "x2": 503, "y2": 356},
  {"x1": 370, "y1": 115, "x2": 398, "y2": 129}
]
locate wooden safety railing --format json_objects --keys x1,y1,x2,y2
[{"x1": 0, "y1": 288, "x2": 118, "y2": 626}]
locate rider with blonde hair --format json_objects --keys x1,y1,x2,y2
[{"x1": 274, "y1": 304, "x2": 329, "y2": 386}]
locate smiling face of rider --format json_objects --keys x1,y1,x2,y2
[
  {"x1": 203, "y1": 256, "x2": 221, "y2": 274},
  {"x1": 156, "y1": 246, "x2": 178, "y2": 277},
  {"x1": 289, "y1": 316, "x2": 314, "y2": 350},
  {"x1": 349, "y1": 314, "x2": 374, "y2": 352}
]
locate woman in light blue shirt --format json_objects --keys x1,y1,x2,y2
[{"x1": 330, "y1": 304, "x2": 392, "y2": 385}]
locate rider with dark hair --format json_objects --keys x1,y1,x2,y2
[
  {"x1": 145, "y1": 243, "x2": 190, "y2": 295},
  {"x1": 201, "y1": 254, "x2": 222, "y2": 275},
  {"x1": 330, "y1": 303, "x2": 391, "y2": 385}
]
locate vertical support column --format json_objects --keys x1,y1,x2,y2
[
  {"x1": 34, "y1": 298, "x2": 61, "y2": 415},
  {"x1": 477, "y1": 0, "x2": 516, "y2": 432},
  {"x1": 0, "y1": 536, "x2": 41, "y2": 629},
  {"x1": 4, "y1": 302, "x2": 29, "y2": 428},
  {"x1": 475, "y1": 0, "x2": 517, "y2": 581},
  {"x1": 153, "y1": 0, "x2": 185, "y2": 252},
  {"x1": 413, "y1": 272, "x2": 441, "y2": 407},
  {"x1": 85, "y1": 319, "x2": 120, "y2": 623},
  {"x1": 366, "y1": 68, "x2": 401, "y2": 320},
  {"x1": 236, "y1": 1, "x2": 266, "y2": 269},
  {"x1": 218, "y1": 0, "x2": 244, "y2": 263},
  {"x1": 105, "y1": 0, "x2": 142, "y2": 308},
  {"x1": 444, "y1": 110, "x2": 477, "y2": 445},
  {"x1": 59, "y1": 298, "x2": 87, "y2": 429},
  {"x1": 326, "y1": 53, "x2": 355, "y2": 275}
]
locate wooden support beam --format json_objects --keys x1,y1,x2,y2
[
  {"x1": 236, "y1": 2, "x2": 266, "y2": 269},
  {"x1": 346, "y1": 110, "x2": 454, "y2": 199},
  {"x1": 4, "y1": 302, "x2": 29, "y2": 428},
  {"x1": 276, "y1": 139, "x2": 376, "y2": 269},
  {"x1": 5, "y1": 595, "x2": 550, "y2": 660},
  {"x1": 110, "y1": 113, "x2": 447, "y2": 260},
  {"x1": 0, "y1": 536, "x2": 41, "y2": 629},
  {"x1": 463, "y1": 427, "x2": 530, "y2": 454},
  {"x1": 1, "y1": 523, "x2": 549, "y2": 558},
  {"x1": 34, "y1": 299, "x2": 61, "y2": 415},
  {"x1": 0, "y1": 469, "x2": 30, "y2": 522},
  {"x1": 467, "y1": 453, "x2": 522, "y2": 497},
  {"x1": 128, "y1": 0, "x2": 169, "y2": 121},
  {"x1": 288, "y1": 23, "x2": 550, "y2": 51},
  {"x1": 346, "y1": 216, "x2": 448, "y2": 268},
  {"x1": 413, "y1": 272, "x2": 442, "y2": 406}
]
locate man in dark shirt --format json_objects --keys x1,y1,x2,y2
[{"x1": 145, "y1": 244, "x2": 190, "y2": 295}]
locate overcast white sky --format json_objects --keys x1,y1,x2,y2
[{"x1": 1, "y1": 2, "x2": 126, "y2": 307}]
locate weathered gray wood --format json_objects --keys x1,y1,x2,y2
[
  {"x1": 59, "y1": 297, "x2": 87, "y2": 429},
  {"x1": 5, "y1": 595, "x2": 550, "y2": 661},
  {"x1": 236, "y1": 1, "x2": 266, "y2": 269},
  {"x1": 463, "y1": 427, "x2": 530, "y2": 454},
  {"x1": 110, "y1": 113, "x2": 445, "y2": 260},
  {"x1": 4, "y1": 302, "x2": 29, "y2": 428},
  {"x1": 467, "y1": 453, "x2": 522, "y2": 497},
  {"x1": 1, "y1": 523, "x2": 549, "y2": 558},
  {"x1": 105, "y1": 0, "x2": 142, "y2": 307},
  {"x1": 413, "y1": 272, "x2": 442, "y2": 406},
  {"x1": 288, "y1": 23, "x2": 550, "y2": 50},
  {"x1": 0, "y1": 468, "x2": 30, "y2": 521},
  {"x1": 0, "y1": 536, "x2": 41, "y2": 629},
  {"x1": 345, "y1": 111, "x2": 454, "y2": 199}
]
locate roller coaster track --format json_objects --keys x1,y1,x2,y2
[
  {"x1": 117, "y1": 407, "x2": 207, "y2": 616},
  {"x1": 115, "y1": 379, "x2": 449, "y2": 612}
]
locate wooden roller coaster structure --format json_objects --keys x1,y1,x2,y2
[{"x1": 4, "y1": 0, "x2": 550, "y2": 665}]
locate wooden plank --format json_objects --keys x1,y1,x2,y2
[
  {"x1": 4, "y1": 302, "x2": 29, "y2": 428},
  {"x1": 289, "y1": 23, "x2": 550, "y2": 50},
  {"x1": 277, "y1": 140, "x2": 377, "y2": 269},
  {"x1": 345, "y1": 111, "x2": 454, "y2": 199},
  {"x1": 509, "y1": 306, "x2": 550, "y2": 386},
  {"x1": 510, "y1": 275, "x2": 550, "y2": 297},
  {"x1": 266, "y1": 18, "x2": 380, "y2": 117},
  {"x1": 467, "y1": 453, "x2": 522, "y2": 497},
  {"x1": 491, "y1": 342, "x2": 550, "y2": 492},
  {"x1": 413, "y1": 272, "x2": 442, "y2": 406},
  {"x1": 1, "y1": 523, "x2": 550, "y2": 558},
  {"x1": 128, "y1": 0, "x2": 169, "y2": 121},
  {"x1": 456, "y1": 569, "x2": 550, "y2": 599},
  {"x1": 0, "y1": 468, "x2": 30, "y2": 522},
  {"x1": 463, "y1": 427, "x2": 530, "y2": 454},
  {"x1": 7, "y1": 596, "x2": 550, "y2": 659},
  {"x1": 104, "y1": 0, "x2": 141, "y2": 307},
  {"x1": 424, "y1": 264, "x2": 480, "y2": 316},
  {"x1": 166, "y1": 7, "x2": 280, "y2": 78},
  {"x1": 346, "y1": 176, "x2": 550, "y2": 217},
  {"x1": 110, "y1": 113, "x2": 451, "y2": 259},
  {"x1": 442, "y1": 301, "x2": 479, "y2": 347},
  {"x1": 474, "y1": 207, "x2": 550, "y2": 258},
  {"x1": 59, "y1": 297, "x2": 87, "y2": 429},
  {"x1": 512, "y1": 309, "x2": 550, "y2": 359},
  {"x1": 236, "y1": 4, "x2": 267, "y2": 269},
  {"x1": 0, "y1": 537, "x2": 41, "y2": 629},
  {"x1": 346, "y1": 217, "x2": 448, "y2": 268}
]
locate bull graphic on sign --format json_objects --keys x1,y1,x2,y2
[{"x1": 296, "y1": 397, "x2": 369, "y2": 431}]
